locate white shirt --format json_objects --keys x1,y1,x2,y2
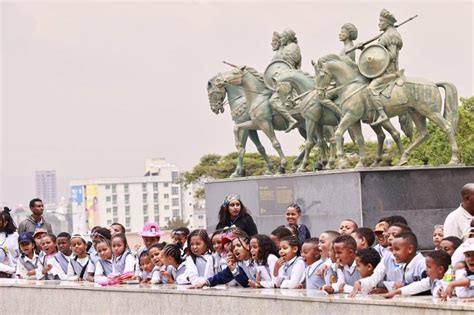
[
  {"x1": 177, "y1": 254, "x2": 215, "y2": 285},
  {"x1": 49, "y1": 253, "x2": 72, "y2": 280},
  {"x1": 0, "y1": 232, "x2": 19, "y2": 264},
  {"x1": 333, "y1": 260, "x2": 359, "y2": 293},
  {"x1": 67, "y1": 255, "x2": 91, "y2": 279},
  {"x1": 256, "y1": 254, "x2": 278, "y2": 288},
  {"x1": 276, "y1": 256, "x2": 305, "y2": 289},
  {"x1": 444, "y1": 204, "x2": 473, "y2": 239},
  {"x1": 15, "y1": 253, "x2": 40, "y2": 279}
]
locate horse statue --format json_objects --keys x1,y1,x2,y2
[
  {"x1": 314, "y1": 54, "x2": 459, "y2": 168},
  {"x1": 208, "y1": 73, "x2": 273, "y2": 177},
  {"x1": 215, "y1": 65, "x2": 309, "y2": 174},
  {"x1": 273, "y1": 68, "x2": 406, "y2": 171}
]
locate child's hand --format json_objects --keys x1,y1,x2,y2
[
  {"x1": 227, "y1": 257, "x2": 236, "y2": 271},
  {"x1": 296, "y1": 283, "x2": 304, "y2": 289},
  {"x1": 368, "y1": 287, "x2": 388, "y2": 295},
  {"x1": 393, "y1": 282, "x2": 404, "y2": 289},
  {"x1": 383, "y1": 290, "x2": 398, "y2": 299},
  {"x1": 316, "y1": 265, "x2": 328, "y2": 277},
  {"x1": 338, "y1": 282, "x2": 345, "y2": 293},
  {"x1": 348, "y1": 281, "x2": 361, "y2": 297},
  {"x1": 248, "y1": 271, "x2": 262, "y2": 288},
  {"x1": 27, "y1": 270, "x2": 36, "y2": 276},
  {"x1": 323, "y1": 285, "x2": 334, "y2": 294},
  {"x1": 190, "y1": 280, "x2": 208, "y2": 289},
  {"x1": 42, "y1": 264, "x2": 53, "y2": 274},
  {"x1": 273, "y1": 258, "x2": 285, "y2": 276},
  {"x1": 441, "y1": 283, "x2": 455, "y2": 301}
]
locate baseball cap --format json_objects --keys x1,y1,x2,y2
[
  {"x1": 140, "y1": 223, "x2": 163, "y2": 237},
  {"x1": 18, "y1": 232, "x2": 34, "y2": 244},
  {"x1": 33, "y1": 228, "x2": 48, "y2": 238},
  {"x1": 221, "y1": 232, "x2": 237, "y2": 245},
  {"x1": 463, "y1": 243, "x2": 474, "y2": 254}
]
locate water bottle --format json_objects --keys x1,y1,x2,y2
[{"x1": 443, "y1": 265, "x2": 454, "y2": 282}]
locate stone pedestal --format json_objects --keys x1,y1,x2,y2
[{"x1": 205, "y1": 166, "x2": 474, "y2": 249}]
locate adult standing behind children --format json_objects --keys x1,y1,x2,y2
[
  {"x1": 444, "y1": 183, "x2": 474, "y2": 239},
  {"x1": 18, "y1": 198, "x2": 53, "y2": 235},
  {"x1": 216, "y1": 195, "x2": 258, "y2": 237}
]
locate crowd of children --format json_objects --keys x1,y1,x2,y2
[{"x1": 1, "y1": 200, "x2": 474, "y2": 302}]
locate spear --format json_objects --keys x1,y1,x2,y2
[{"x1": 346, "y1": 14, "x2": 418, "y2": 54}]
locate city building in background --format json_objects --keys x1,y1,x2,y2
[
  {"x1": 70, "y1": 159, "x2": 206, "y2": 234},
  {"x1": 35, "y1": 170, "x2": 58, "y2": 207}
]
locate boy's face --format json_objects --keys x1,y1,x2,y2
[
  {"x1": 385, "y1": 226, "x2": 402, "y2": 251},
  {"x1": 432, "y1": 228, "x2": 444, "y2": 248},
  {"x1": 391, "y1": 237, "x2": 414, "y2": 264},
  {"x1": 333, "y1": 242, "x2": 355, "y2": 266},
  {"x1": 355, "y1": 256, "x2": 373, "y2": 278},
  {"x1": 71, "y1": 238, "x2": 87, "y2": 257},
  {"x1": 465, "y1": 251, "x2": 474, "y2": 273},
  {"x1": 285, "y1": 207, "x2": 301, "y2": 226},
  {"x1": 172, "y1": 233, "x2": 187, "y2": 248},
  {"x1": 351, "y1": 232, "x2": 366, "y2": 250},
  {"x1": 339, "y1": 221, "x2": 356, "y2": 235},
  {"x1": 318, "y1": 233, "x2": 332, "y2": 257},
  {"x1": 96, "y1": 242, "x2": 112, "y2": 260},
  {"x1": 110, "y1": 225, "x2": 123, "y2": 236},
  {"x1": 142, "y1": 236, "x2": 160, "y2": 249},
  {"x1": 425, "y1": 256, "x2": 445, "y2": 280},
  {"x1": 301, "y1": 242, "x2": 320, "y2": 266},
  {"x1": 57, "y1": 237, "x2": 71, "y2": 255},
  {"x1": 20, "y1": 241, "x2": 34, "y2": 257},
  {"x1": 279, "y1": 240, "x2": 298, "y2": 262},
  {"x1": 439, "y1": 240, "x2": 455, "y2": 256},
  {"x1": 140, "y1": 255, "x2": 154, "y2": 273}
]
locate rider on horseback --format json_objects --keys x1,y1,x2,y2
[{"x1": 362, "y1": 9, "x2": 403, "y2": 126}]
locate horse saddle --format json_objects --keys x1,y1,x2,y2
[{"x1": 381, "y1": 69, "x2": 407, "y2": 103}]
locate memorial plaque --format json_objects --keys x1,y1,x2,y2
[{"x1": 258, "y1": 180, "x2": 294, "y2": 216}]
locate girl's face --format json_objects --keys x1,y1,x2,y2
[
  {"x1": 465, "y1": 252, "x2": 474, "y2": 273},
  {"x1": 96, "y1": 242, "x2": 112, "y2": 260},
  {"x1": 301, "y1": 242, "x2": 320, "y2": 265},
  {"x1": 385, "y1": 226, "x2": 402, "y2": 251},
  {"x1": 285, "y1": 207, "x2": 301, "y2": 226},
  {"x1": 227, "y1": 199, "x2": 241, "y2": 218},
  {"x1": 190, "y1": 235, "x2": 207, "y2": 256},
  {"x1": 279, "y1": 240, "x2": 298, "y2": 262},
  {"x1": 159, "y1": 252, "x2": 172, "y2": 266},
  {"x1": 249, "y1": 238, "x2": 260, "y2": 261},
  {"x1": 212, "y1": 234, "x2": 223, "y2": 254},
  {"x1": 41, "y1": 236, "x2": 57, "y2": 255},
  {"x1": 142, "y1": 236, "x2": 160, "y2": 249},
  {"x1": 140, "y1": 255, "x2": 154, "y2": 273},
  {"x1": 270, "y1": 234, "x2": 280, "y2": 249},
  {"x1": 149, "y1": 247, "x2": 162, "y2": 267},
  {"x1": 110, "y1": 225, "x2": 123, "y2": 236},
  {"x1": 439, "y1": 240, "x2": 455, "y2": 256},
  {"x1": 71, "y1": 238, "x2": 87, "y2": 257},
  {"x1": 433, "y1": 228, "x2": 444, "y2": 248},
  {"x1": 19, "y1": 242, "x2": 34, "y2": 258},
  {"x1": 112, "y1": 238, "x2": 126, "y2": 257},
  {"x1": 231, "y1": 238, "x2": 250, "y2": 261},
  {"x1": 318, "y1": 233, "x2": 331, "y2": 257}
]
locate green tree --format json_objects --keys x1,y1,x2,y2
[{"x1": 163, "y1": 217, "x2": 190, "y2": 230}]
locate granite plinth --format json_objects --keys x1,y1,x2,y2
[
  {"x1": 205, "y1": 166, "x2": 474, "y2": 249},
  {"x1": 1, "y1": 279, "x2": 473, "y2": 315}
]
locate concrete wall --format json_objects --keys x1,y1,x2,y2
[
  {"x1": 205, "y1": 166, "x2": 474, "y2": 249},
  {"x1": 1, "y1": 280, "x2": 472, "y2": 315}
]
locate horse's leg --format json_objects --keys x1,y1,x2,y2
[
  {"x1": 399, "y1": 112, "x2": 428, "y2": 166},
  {"x1": 369, "y1": 124, "x2": 385, "y2": 167},
  {"x1": 327, "y1": 127, "x2": 337, "y2": 169},
  {"x1": 297, "y1": 119, "x2": 317, "y2": 173},
  {"x1": 315, "y1": 124, "x2": 328, "y2": 166},
  {"x1": 335, "y1": 113, "x2": 360, "y2": 169},
  {"x1": 424, "y1": 111, "x2": 460, "y2": 164},
  {"x1": 258, "y1": 120, "x2": 287, "y2": 174},
  {"x1": 350, "y1": 121, "x2": 366, "y2": 168},
  {"x1": 233, "y1": 121, "x2": 258, "y2": 176},
  {"x1": 380, "y1": 119, "x2": 404, "y2": 157},
  {"x1": 292, "y1": 127, "x2": 307, "y2": 172},
  {"x1": 248, "y1": 130, "x2": 273, "y2": 175}
]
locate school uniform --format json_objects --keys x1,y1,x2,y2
[
  {"x1": 454, "y1": 268, "x2": 474, "y2": 298},
  {"x1": 256, "y1": 254, "x2": 278, "y2": 288},
  {"x1": 324, "y1": 262, "x2": 338, "y2": 287},
  {"x1": 48, "y1": 252, "x2": 71, "y2": 280},
  {"x1": 0, "y1": 246, "x2": 15, "y2": 278},
  {"x1": 360, "y1": 252, "x2": 426, "y2": 292},
  {"x1": 0, "y1": 232, "x2": 19, "y2": 265},
  {"x1": 332, "y1": 260, "x2": 360, "y2": 293},
  {"x1": 37, "y1": 254, "x2": 57, "y2": 280},
  {"x1": 67, "y1": 255, "x2": 91, "y2": 280},
  {"x1": 151, "y1": 265, "x2": 166, "y2": 284},
  {"x1": 304, "y1": 257, "x2": 327, "y2": 289},
  {"x1": 205, "y1": 261, "x2": 254, "y2": 288},
  {"x1": 275, "y1": 256, "x2": 305, "y2": 289},
  {"x1": 112, "y1": 250, "x2": 136, "y2": 274},
  {"x1": 373, "y1": 244, "x2": 390, "y2": 258},
  {"x1": 94, "y1": 258, "x2": 113, "y2": 280},
  {"x1": 169, "y1": 262, "x2": 187, "y2": 284},
  {"x1": 211, "y1": 252, "x2": 227, "y2": 274},
  {"x1": 178, "y1": 254, "x2": 215, "y2": 285},
  {"x1": 16, "y1": 253, "x2": 40, "y2": 279},
  {"x1": 399, "y1": 277, "x2": 444, "y2": 297}
]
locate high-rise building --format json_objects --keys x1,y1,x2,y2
[
  {"x1": 35, "y1": 170, "x2": 57, "y2": 207},
  {"x1": 70, "y1": 159, "x2": 205, "y2": 234}
]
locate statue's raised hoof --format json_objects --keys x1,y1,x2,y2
[{"x1": 278, "y1": 166, "x2": 286, "y2": 174}]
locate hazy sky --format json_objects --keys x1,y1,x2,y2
[{"x1": 1, "y1": 0, "x2": 473, "y2": 207}]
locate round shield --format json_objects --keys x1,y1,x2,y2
[
  {"x1": 358, "y1": 44, "x2": 390, "y2": 79},
  {"x1": 264, "y1": 60, "x2": 293, "y2": 90}
]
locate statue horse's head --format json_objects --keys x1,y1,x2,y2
[
  {"x1": 311, "y1": 56, "x2": 334, "y2": 99},
  {"x1": 218, "y1": 66, "x2": 247, "y2": 87},
  {"x1": 207, "y1": 73, "x2": 227, "y2": 114}
]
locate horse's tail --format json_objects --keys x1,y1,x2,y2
[
  {"x1": 436, "y1": 82, "x2": 459, "y2": 132},
  {"x1": 398, "y1": 113, "x2": 414, "y2": 141}
]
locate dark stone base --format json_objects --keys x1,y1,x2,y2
[{"x1": 205, "y1": 166, "x2": 474, "y2": 249}]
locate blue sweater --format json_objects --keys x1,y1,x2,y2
[{"x1": 207, "y1": 266, "x2": 250, "y2": 287}]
